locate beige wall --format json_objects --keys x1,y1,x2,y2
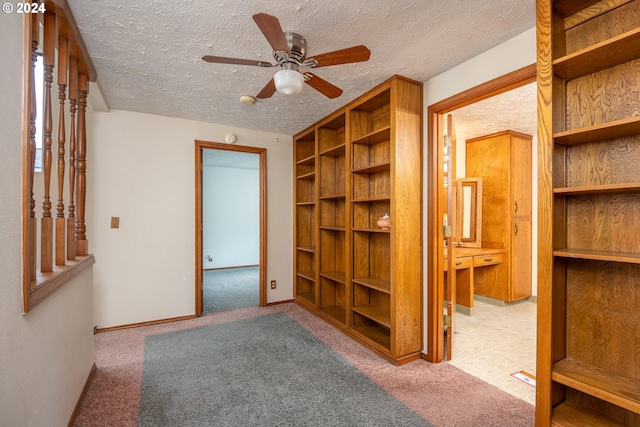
[
  {"x1": 0, "y1": 14, "x2": 95, "y2": 426},
  {"x1": 89, "y1": 109, "x2": 293, "y2": 328}
]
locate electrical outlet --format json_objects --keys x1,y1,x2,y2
[
  {"x1": 270, "y1": 280, "x2": 276, "y2": 289},
  {"x1": 110, "y1": 217, "x2": 120, "y2": 228}
]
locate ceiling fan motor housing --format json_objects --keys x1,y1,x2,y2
[{"x1": 275, "y1": 32, "x2": 307, "y2": 68}]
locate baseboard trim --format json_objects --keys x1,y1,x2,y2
[
  {"x1": 204, "y1": 264, "x2": 259, "y2": 271},
  {"x1": 95, "y1": 314, "x2": 197, "y2": 333},
  {"x1": 267, "y1": 299, "x2": 294, "y2": 306},
  {"x1": 67, "y1": 363, "x2": 97, "y2": 427}
]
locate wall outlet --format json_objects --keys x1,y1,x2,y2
[
  {"x1": 270, "y1": 280, "x2": 276, "y2": 289},
  {"x1": 110, "y1": 217, "x2": 120, "y2": 228}
]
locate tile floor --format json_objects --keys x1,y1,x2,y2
[{"x1": 447, "y1": 298, "x2": 537, "y2": 405}]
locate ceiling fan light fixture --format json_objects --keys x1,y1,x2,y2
[{"x1": 274, "y1": 69, "x2": 303, "y2": 95}]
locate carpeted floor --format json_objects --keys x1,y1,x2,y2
[
  {"x1": 203, "y1": 266, "x2": 259, "y2": 314},
  {"x1": 138, "y1": 313, "x2": 432, "y2": 426},
  {"x1": 73, "y1": 303, "x2": 535, "y2": 427}
]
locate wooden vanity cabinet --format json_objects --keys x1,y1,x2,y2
[
  {"x1": 465, "y1": 130, "x2": 532, "y2": 302},
  {"x1": 293, "y1": 75, "x2": 423, "y2": 365},
  {"x1": 537, "y1": 0, "x2": 640, "y2": 425}
]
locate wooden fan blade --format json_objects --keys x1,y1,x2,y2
[
  {"x1": 252, "y1": 13, "x2": 289, "y2": 53},
  {"x1": 202, "y1": 55, "x2": 272, "y2": 67},
  {"x1": 304, "y1": 73, "x2": 343, "y2": 99},
  {"x1": 307, "y1": 45, "x2": 371, "y2": 67},
  {"x1": 256, "y1": 78, "x2": 276, "y2": 99}
]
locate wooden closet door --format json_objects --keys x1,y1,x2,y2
[{"x1": 510, "y1": 135, "x2": 532, "y2": 219}]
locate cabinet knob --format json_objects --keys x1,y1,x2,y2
[
  {"x1": 514, "y1": 200, "x2": 519, "y2": 214},
  {"x1": 515, "y1": 223, "x2": 519, "y2": 236},
  {"x1": 484, "y1": 258, "x2": 493, "y2": 262}
]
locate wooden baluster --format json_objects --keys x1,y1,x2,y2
[
  {"x1": 28, "y1": 14, "x2": 39, "y2": 281},
  {"x1": 40, "y1": 12, "x2": 55, "y2": 273},
  {"x1": 67, "y1": 57, "x2": 77, "y2": 260},
  {"x1": 75, "y1": 73, "x2": 88, "y2": 256},
  {"x1": 56, "y1": 36, "x2": 68, "y2": 266}
]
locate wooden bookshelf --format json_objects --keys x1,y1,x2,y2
[
  {"x1": 292, "y1": 75, "x2": 422, "y2": 364},
  {"x1": 536, "y1": 1, "x2": 640, "y2": 425}
]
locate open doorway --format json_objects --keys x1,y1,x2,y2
[
  {"x1": 427, "y1": 65, "x2": 537, "y2": 404},
  {"x1": 195, "y1": 140, "x2": 267, "y2": 316}
]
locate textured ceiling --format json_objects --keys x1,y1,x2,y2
[{"x1": 67, "y1": 0, "x2": 535, "y2": 136}]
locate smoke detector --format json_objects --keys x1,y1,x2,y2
[{"x1": 240, "y1": 95, "x2": 256, "y2": 105}]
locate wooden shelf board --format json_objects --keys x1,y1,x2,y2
[
  {"x1": 553, "y1": 27, "x2": 640, "y2": 80},
  {"x1": 352, "y1": 162, "x2": 391, "y2": 174},
  {"x1": 319, "y1": 144, "x2": 346, "y2": 157},
  {"x1": 320, "y1": 306, "x2": 346, "y2": 324},
  {"x1": 320, "y1": 271, "x2": 346, "y2": 284},
  {"x1": 552, "y1": 358, "x2": 640, "y2": 414},
  {"x1": 353, "y1": 277, "x2": 391, "y2": 294},
  {"x1": 352, "y1": 305, "x2": 391, "y2": 328},
  {"x1": 296, "y1": 201, "x2": 315, "y2": 206},
  {"x1": 351, "y1": 196, "x2": 391, "y2": 203},
  {"x1": 352, "y1": 228, "x2": 391, "y2": 234},
  {"x1": 553, "y1": 0, "x2": 601, "y2": 17},
  {"x1": 319, "y1": 226, "x2": 346, "y2": 232},
  {"x1": 554, "y1": 116, "x2": 640, "y2": 146},
  {"x1": 554, "y1": 182, "x2": 640, "y2": 195},
  {"x1": 296, "y1": 154, "x2": 316, "y2": 165},
  {"x1": 297, "y1": 271, "x2": 316, "y2": 281},
  {"x1": 552, "y1": 401, "x2": 628, "y2": 427},
  {"x1": 297, "y1": 292, "x2": 316, "y2": 304},
  {"x1": 296, "y1": 246, "x2": 316, "y2": 253},
  {"x1": 351, "y1": 323, "x2": 390, "y2": 349},
  {"x1": 351, "y1": 126, "x2": 391, "y2": 146},
  {"x1": 296, "y1": 171, "x2": 315, "y2": 180},
  {"x1": 553, "y1": 248, "x2": 640, "y2": 264},
  {"x1": 319, "y1": 194, "x2": 346, "y2": 200}
]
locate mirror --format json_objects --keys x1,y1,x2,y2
[{"x1": 456, "y1": 177, "x2": 482, "y2": 248}]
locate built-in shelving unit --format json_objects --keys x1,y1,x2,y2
[
  {"x1": 292, "y1": 75, "x2": 423, "y2": 364},
  {"x1": 536, "y1": 0, "x2": 640, "y2": 425}
]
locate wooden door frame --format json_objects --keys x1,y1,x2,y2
[
  {"x1": 426, "y1": 64, "x2": 536, "y2": 362},
  {"x1": 194, "y1": 140, "x2": 267, "y2": 316}
]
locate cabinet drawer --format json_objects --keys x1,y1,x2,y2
[
  {"x1": 454, "y1": 257, "x2": 473, "y2": 270},
  {"x1": 474, "y1": 253, "x2": 502, "y2": 267}
]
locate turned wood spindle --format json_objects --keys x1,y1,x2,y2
[
  {"x1": 75, "y1": 73, "x2": 89, "y2": 256},
  {"x1": 67, "y1": 57, "x2": 77, "y2": 261},
  {"x1": 28, "y1": 14, "x2": 39, "y2": 281},
  {"x1": 40, "y1": 12, "x2": 55, "y2": 273},
  {"x1": 56, "y1": 36, "x2": 68, "y2": 266}
]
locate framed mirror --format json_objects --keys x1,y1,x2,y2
[{"x1": 456, "y1": 177, "x2": 482, "y2": 248}]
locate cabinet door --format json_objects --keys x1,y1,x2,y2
[
  {"x1": 510, "y1": 219, "x2": 531, "y2": 301},
  {"x1": 511, "y1": 136, "x2": 532, "y2": 218}
]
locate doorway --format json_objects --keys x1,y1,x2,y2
[
  {"x1": 427, "y1": 64, "x2": 537, "y2": 362},
  {"x1": 195, "y1": 140, "x2": 267, "y2": 316}
]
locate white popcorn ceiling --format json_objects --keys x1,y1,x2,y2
[{"x1": 66, "y1": 0, "x2": 536, "y2": 136}]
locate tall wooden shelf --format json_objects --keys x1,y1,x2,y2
[
  {"x1": 292, "y1": 75, "x2": 423, "y2": 364},
  {"x1": 536, "y1": 1, "x2": 640, "y2": 426}
]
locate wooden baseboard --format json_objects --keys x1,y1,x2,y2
[
  {"x1": 67, "y1": 363, "x2": 97, "y2": 427},
  {"x1": 267, "y1": 299, "x2": 293, "y2": 306},
  {"x1": 95, "y1": 314, "x2": 196, "y2": 333}
]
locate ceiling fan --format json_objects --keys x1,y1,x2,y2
[{"x1": 202, "y1": 13, "x2": 371, "y2": 99}]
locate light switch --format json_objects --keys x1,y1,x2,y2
[{"x1": 110, "y1": 217, "x2": 120, "y2": 228}]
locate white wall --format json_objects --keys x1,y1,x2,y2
[
  {"x1": 422, "y1": 27, "x2": 537, "y2": 354},
  {"x1": 89, "y1": 109, "x2": 292, "y2": 328},
  {"x1": 0, "y1": 15, "x2": 95, "y2": 426},
  {"x1": 203, "y1": 164, "x2": 260, "y2": 269}
]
